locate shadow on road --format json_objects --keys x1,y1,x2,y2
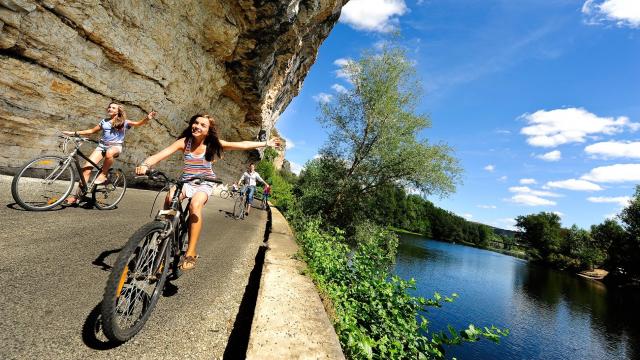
[
  {"x1": 92, "y1": 248, "x2": 122, "y2": 271},
  {"x1": 223, "y1": 244, "x2": 267, "y2": 359},
  {"x1": 81, "y1": 302, "x2": 123, "y2": 350},
  {"x1": 5, "y1": 202, "x2": 65, "y2": 212}
]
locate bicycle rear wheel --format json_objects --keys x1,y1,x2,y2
[
  {"x1": 219, "y1": 189, "x2": 229, "y2": 199},
  {"x1": 11, "y1": 155, "x2": 75, "y2": 211},
  {"x1": 93, "y1": 168, "x2": 127, "y2": 210},
  {"x1": 101, "y1": 221, "x2": 170, "y2": 342}
]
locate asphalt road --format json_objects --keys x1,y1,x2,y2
[{"x1": 0, "y1": 175, "x2": 268, "y2": 359}]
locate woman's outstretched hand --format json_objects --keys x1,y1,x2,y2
[
  {"x1": 267, "y1": 137, "x2": 282, "y2": 149},
  {"x1": 135, "y1": 164, "x2": 149, "y2": 175},
  {"x1": 147, "y1": 111, "x2": 157, "y2": 120}
]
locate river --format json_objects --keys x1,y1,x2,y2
[{"x1": 393, "y1": 233, "x2": 640, "y2": 360}]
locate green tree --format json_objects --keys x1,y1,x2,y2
[
  {"x1": 617, "y1": 185, "x2": 640, "y2": 276},
  {"x1": 591, "y1": 219, "x2": 626, "y2": 271},
  {"x1": 302, "y1": 42, "x2": 461, "y2": 228},
  {"x1": 515, "y1": 212, "x2": 563, "y2": 261}
]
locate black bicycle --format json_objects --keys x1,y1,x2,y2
[
  {"x1": 100, "y1": 170, "x2": 221, "y2": 342},
  {"x1": 233, "y1": 186, "x2": 248, "y2": 220},
  {"x1": 11, "y1": 135, "x2": 127, "y2": 210}
]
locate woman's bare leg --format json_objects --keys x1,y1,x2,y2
[{"x1": 184, "y1": 192, "x2": 208, "y2": 263}]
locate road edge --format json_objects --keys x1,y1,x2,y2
[{"x1": 246, "y1": 206, "x2": 345, "y2": 359}]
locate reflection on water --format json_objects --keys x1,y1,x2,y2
[{"x1": 394, "y1": 234, "x2": 640, "y2": 360}]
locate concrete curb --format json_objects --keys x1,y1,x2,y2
[{"x1": 246, "y1": 206, "x2": 345, "y2": 360}]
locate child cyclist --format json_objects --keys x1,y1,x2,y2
[
  {"x1": 63, "y1": 102, "x2": 155, "y2": 205},
  {"x1": 135, "y1": 114, "x2": 280, "y2": 271}
]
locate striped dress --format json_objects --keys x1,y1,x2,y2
[{"x1": 180, "y1": 137, "x2": 215, "y2": 182}]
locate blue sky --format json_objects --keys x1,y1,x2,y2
[{"x1": 276, "y1": 0, "x2": 640, "y2": 230}]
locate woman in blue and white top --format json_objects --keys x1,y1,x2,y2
[{"x1": 63, "y1": 102, "x2": 155, "y2": 204}]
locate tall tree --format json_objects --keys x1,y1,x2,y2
[{"x1": 301, "y1": 42, "x2": 461, "y2": 227}]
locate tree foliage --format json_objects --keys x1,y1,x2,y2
[
  {"x1": 514, "y1": 186, "x2": 640, "y2": 277},
  {"x1": 302, "y1": 43, "x2": 461, "y2": 228}
]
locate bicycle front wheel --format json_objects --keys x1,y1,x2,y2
[
  {"x1": 11, "y1": 156, "x2": 75, "y2": 211},
  {"x1": 101, "y1": 221, "x2": 170, "y2": 342},
  {"x1": 93, "y1": 168, "x2": 127, "y2": 210}
]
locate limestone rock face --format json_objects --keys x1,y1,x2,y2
[{"x1": 0, "y1": 0, "x2": 346, "y2": 181}]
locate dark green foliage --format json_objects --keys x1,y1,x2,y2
[
  {"x1": 290, "y1": 215, "x2": 508, "y2": 359},
  {"x1": 515, "y1": 212, "x2": 563, "y2": 261},
  {"x1": 514, "y1": 185, "x2": 640, "y2": 277}
]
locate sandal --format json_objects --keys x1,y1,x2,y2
[
  {"x1": 179, "y1": 255, "x2": 199, "y2": 271},
  {"x1": 94, "y1": 175, "x2": 108, "y2": 185},
  {"x1": 62, "y1": 196, "x2": 79, "y2": 207}
]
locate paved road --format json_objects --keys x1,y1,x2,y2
[{"x1": 0, "y1": 175, "x2": 268, "y2": 359}]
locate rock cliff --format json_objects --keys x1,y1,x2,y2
[{"x1": 0, "y1": 0, "x2": 346, "y2": 181}]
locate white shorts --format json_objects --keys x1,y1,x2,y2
[{"x1": 181, "y1": 182, "x2": 213, "y2": 199}]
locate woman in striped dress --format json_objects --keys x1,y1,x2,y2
[{"x1": 135, "y1": 114, "x2": 279, "y2": 270}]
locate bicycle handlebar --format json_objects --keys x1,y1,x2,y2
[{"x1": 138, "y1": 169, "x2": 223, "y2": 185}]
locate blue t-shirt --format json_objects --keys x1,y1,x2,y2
[{"x1": 99, "y1": 119, "x2": 131, "y2": 145}]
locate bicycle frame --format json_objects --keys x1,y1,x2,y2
[{"x1": 58, "y1": 137, "x2": 106, "y2": 194}]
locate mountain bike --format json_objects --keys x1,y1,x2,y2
[
  {"x1": 233, "y1": 186, "x2": 248, "y2": 220},
  {"x1": 11, "y1": 135, "x2": 127, "y2": 210},
  {"x1": 100, "y1": 170, "x2": 221, "y2": 342}
]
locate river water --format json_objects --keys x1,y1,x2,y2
[{"x1": 393, "y1": 233, "x2": 640, "y2": 360}]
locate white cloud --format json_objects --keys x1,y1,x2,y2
[
  {"x1": 331, "y1": 84, "x2": 348, "y2": 94},
  {"x1": 334, "y1": 58, "x2": 352, "y2": 67},
  {"x1": 498, "y1": 175, "x2": 508, "y2": 182},
  {"x1": 585, "y1": 141, "x2": 640, "y2": 159},
  {"x1": 582, "y1": 0, "x2": 640, "y2": 28},
  {"x1": 340, "y1": 0, "x2": 408, "y2": 33},
  {"x1": 289, "y1": 161, "x2": 304, "y2": 175},
  {"x1": 333, "y1": 58, "x2": 355, "y2": 81},
  {"x1": 462, "y1": 213, "x2": 473, "y2": 220},
  {"x1": 508, "y1": 194, "x2": 557, "y2": 206},
  {"x1": 509, "y1": 186, "x2": 562, "y2": 198},
  {"x1": 520, "y1": 178, "x2": 537, "y2": 185},
  {"x1": 520, "y1": 108, "x2": 638, "y2": 148},
  {"x1": 581, "y1": 164, "x2": 640, "y2": 183},
  {"x1": 537, "y1": 150, "x2": 561, "y2": 161},
  {"x1": 477, "y1": 205, "x2": 497, "y2": 209},
  {"x1": 312, "y1": 92, "x2": 333, "y2": 104},
  {"x1": 587, "y1": 196, "x2": 631, "y2": 207},
  {"x1": 280, "y1": 136, "x2": 295, "y2": 150},
  {"x1": 553, "y1": 211, "x2": 564, "y2": 217},
  {"x1": 546, "y1": 179, "x2": 604, "y2": 191},
  {"x1": 312, "y1": 154, "x2": 322, "y2": 160},
  {"x1": 484, "y1": 164, "x2": 495, "y2": 172},
  {"x1": 496, "y1": 130, "x2": 511, "y2": 135}
]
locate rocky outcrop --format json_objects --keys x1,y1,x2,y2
[{"x1": 0, "y1": 0, "x2": 346, "y2": 181}]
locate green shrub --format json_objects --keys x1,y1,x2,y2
[{"x1": 291, "y1": 216, "x2": 508, "y2": 359}]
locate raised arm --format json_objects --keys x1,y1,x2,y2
[
  {"x1": 135, "y1": 138, "x2": 185, "y2": 175},
  {"x1": 128, "y1": 111, "x2": 156, "y2": 127},
  {"x1": 62, "y1": 124, "x2": 101, "y2": 136},
  {"x1": 219, "y1": 137, "x2": 280, "y2": 151}
]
